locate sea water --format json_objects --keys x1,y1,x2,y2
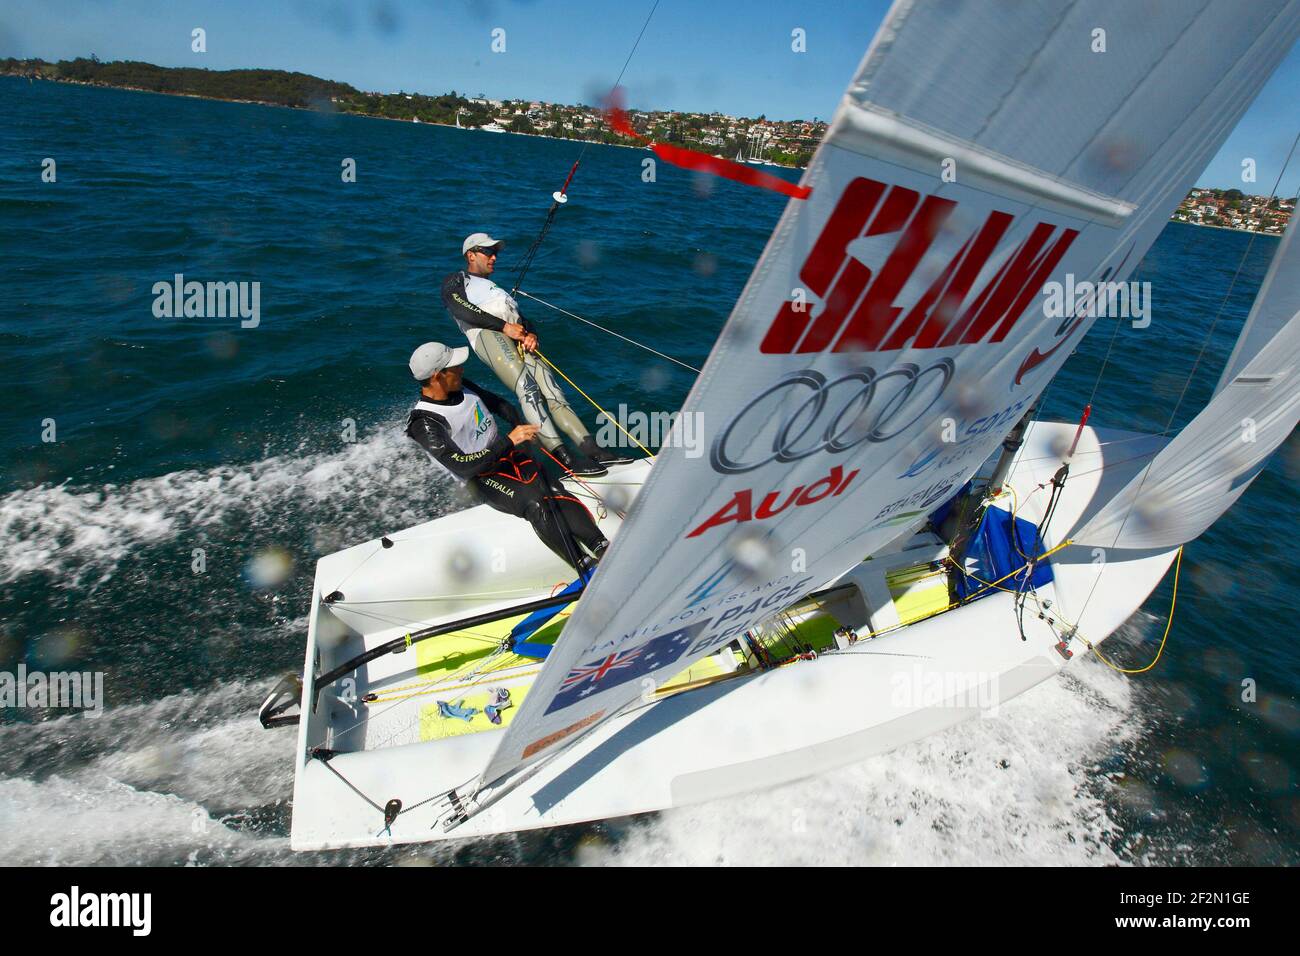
[{"x1": 1, "y1": 76, "x2": 1295, "y2": 865}]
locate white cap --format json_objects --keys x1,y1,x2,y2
[
  {"x1": 409, "y1": 342, "x2": 470, "y2": 380},
  {"x1": 462, "y1": 232, "x2": 503, "y2": 255}
]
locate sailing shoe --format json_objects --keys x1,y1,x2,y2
[
  {"x1": 551, "y1": 444, "x2": 607, "y2": 478},
  {"x1": 579, "y1": 435, "x2": 636, "y2": 467},
  {"x1": 574, "y1": 539, "x2": 608, "y2": 577}
]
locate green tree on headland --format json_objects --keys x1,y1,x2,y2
[{"x1": 1, "y1": 56, "x2": 823, "y2": 168}]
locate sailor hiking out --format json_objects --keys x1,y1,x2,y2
[
  {"x1": 404, "y1": 341, "x2": 609, "y2": 574},
  {"x1": 441, "y1": 232, "x2": 632, "y2": 477}
]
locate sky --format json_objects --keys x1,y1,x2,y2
[{"x1": 3, "y1": 0, "x2": 1299, "y2": 194}]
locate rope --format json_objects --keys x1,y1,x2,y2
[
  {"x1": 536, "y1": 443, "x2": 625, "y2": 519},
  {"x1": 533, "y1": 349, "x2": 657, "y2": 458},
  {"x1": 365, "y1": 660, "x2": 545, "y2": 705},
  {"x1": 516, "y1": 290, "x2": 701, "y2": 372},
  {"x1": 833, "y1": 538, "x2": 1078, "y2": 645},
  {"x1": 1161, "y1": 137, "x2": 1300, "y2": 437},
  {"x1": 1077, "y1": 546, "x2": 1182, "y2": 674},
  {"x1": 994, "y1": 468, "x2": 1180, "y2": 673},
  {"x1": 1069, "y1": 132, "x2": 1299, "y2": 632}
]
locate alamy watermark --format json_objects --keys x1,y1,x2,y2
[
  {"x1": 1, "y1": 665, "x2": 104, "y2": 717},
  {"x1": 890, "y1": 665, "x2": 1001, "y2": 716},
  {"x1": 1042, "y1": 273, "x2": 1152, "y2": 328},
  {"x1": 152, "y1": 273, "x2": 260, "y2": 328},
  {"x1": 50, "y1": 886, "x2": 150, "y2": 936},
  {"x1": 595, "y1": 404, "x2": 704, "y2": 457}
]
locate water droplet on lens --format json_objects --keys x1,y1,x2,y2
[
  {"x1": 604, "y1": 485, "x2": 631, "y2": 514},
  {"x1": 444, "y1": 545, "x2": 477, "y2": 583},
  {"x1": 576, "y1": 240, "x2": 600, "y2": 269},
  {"x1": 245, "y1": 547, "x2": 294, "y2": 588},
  {"x1": 1161, "y1": 748, "x2": 1208, "y2": 790},
  {"x1": 693, "y1": 251, "x2": 718, "y2": 277},
  {"x1": 726, "y1": 528, "x2": 776, "y2": 583},
  {"x1": 639, "y1": 365, "x2": 669, "y2": 392}
]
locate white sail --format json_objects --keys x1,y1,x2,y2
[
  {"x1": 1216, "y1": 205, "x2": 1299, "y2": 393},
  {"x1": 1074, "y1": 215, "x2": 1300, "y2": 549},
  {"x1": 478, "y1": 0, "x2": 1300, "y2": 790}
]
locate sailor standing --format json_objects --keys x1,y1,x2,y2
[
  {"x1": 440, "y1": 232, "x2": 633, "y2": 477},
  {"x1": 404, "y1": 341, "x2": 609, "y2": 574}
]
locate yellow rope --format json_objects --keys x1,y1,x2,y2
[
  {"x1": 818, "y1": 538, "x2": 1077, "y2": 645},
  {"x1": 1079, "y1": 546, "x2": 1182, "y2": 674},
  {"x1": 368, "y1": 535, "x2": 1177, "y2": 703},
  {"x1": 981, "y1": 538, "x2": 1074, "y2": 589},
  {"x1": 533, "y1": 349, "x2": 656, "y2": 459},
  {"x1": 364, "y1": 663, "x2": 543, "y2": 705}
]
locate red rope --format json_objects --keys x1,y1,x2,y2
[{"x1": 537, "y1": 445, "x2": 626, "y2": 520}]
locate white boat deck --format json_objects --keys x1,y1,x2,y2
[{"x1": 285, "y1": 423, "x2": 1180, "y2": 849}]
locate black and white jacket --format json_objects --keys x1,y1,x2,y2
[
  {"x1": 405, "y1": 378, "x2": 521, "y2": 481},
  {"x1": 441, "y1": 271, "x2": 513, "y2": 346}
]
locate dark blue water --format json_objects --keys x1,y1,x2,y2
[{"x1": 1, "y1": 76, "x2": 1295, "y2": 866}]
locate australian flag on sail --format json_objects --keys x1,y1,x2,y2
[{"x1": 544, "y1": 619, "x2": 712, "y2": 714}]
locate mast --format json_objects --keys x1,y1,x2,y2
[
  {"x1": 986, "y1": 401, "x2": 1039, "y2": 496},
  {"x1": 468, "y1": 0, "x2": 1300, "y2": 804}
]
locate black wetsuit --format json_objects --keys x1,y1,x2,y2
[{"x1": 405, "y1": 378, "x2": 607, "y2": 571}]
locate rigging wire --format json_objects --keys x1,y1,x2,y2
[
  {"x1": 534, "y1": 349, "x2": 658, "y2": 458},
  {"x1": 1069, "y1": 126, "x2": 1300, "y2": 636},
  {"x1": 515, "y1": 290, "x2": 701, "y2": 372},
  {"x1": 1160, "y1": 140, "x2": 1300, "y2": 437},
  {"x1": 1012, "y1": 464, "x2": 1067, "y2": 641},
  {"x1": 1079, "y1": 547, "x2": 1183, "y2": 674},
  {"x1": 508, "y1": 0, "x2": 662, "y2": 293},
  {"x1": 535, "y1": 442, "x2": 624, "y2": 519},
  {"x1": 311, "y1": 7, "x2": 671, "y2": 837}
]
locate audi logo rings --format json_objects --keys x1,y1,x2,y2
[{"x1": 710, "y1": 359, "x2": 955, "y2": 474}]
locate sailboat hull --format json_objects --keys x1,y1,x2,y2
[{"x1": 286, "y1": 422, "x2": 1178, "y2": 850}]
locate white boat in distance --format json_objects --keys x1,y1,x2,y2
[
  {"x1": 264, "y1": 0, "x2": 1300, "y2": 850},
  {"x1": 479, "y1": 121, "x2": 507, "y2": 133}
]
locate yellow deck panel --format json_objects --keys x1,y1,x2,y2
[
  {"x1": 887, "y1": 564, "x2": 951, "y2": 626},
  {"x1": 386, "y1": 592, "x2": 859, "y2": 741}
]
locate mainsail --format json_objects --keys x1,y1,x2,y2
[
  {"x1": 478, "y1": 0, "x2": 1300, "y2": 790},
  {"x1": 1073, "y1": 213, "x2": 1300, "y2": 549}
]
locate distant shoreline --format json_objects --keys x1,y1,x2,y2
[
  {"x1": 11, "y1": 73, "x2": 319, "y2": 111},
  {"x1": 5, "y1": 72, "x2": 802, "y2": 168},
  {"x1": 1170, "y1": 218, "x2": 1284, "y2": 238},
  {"x1": 4, "y1": 73, "x2": 1286, "y2": 193}
]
